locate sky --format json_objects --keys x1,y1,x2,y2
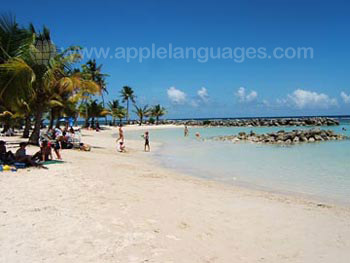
[{"x1": 2, "y1": 0, "x2": 350, "y2": 118}]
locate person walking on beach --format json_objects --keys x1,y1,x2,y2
[
  {"x1": 184, "y1": 125, "x2": 189, "y2": 137},
  {"x1": 143, "y1": 131, "x2": 150, "y2": 152},
  {"x1": 116, "y1": 124, "x2": 124, "y2": 143}
]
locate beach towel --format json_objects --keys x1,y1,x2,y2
[{"x1": 42, "y1": 160, "x2": 64, "y2": 165}]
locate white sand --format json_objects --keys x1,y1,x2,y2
[{"x1": 1, "y1": 126, "x2": 350, "y2": 263}]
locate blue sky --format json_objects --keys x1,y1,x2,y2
[{"x1": 3, "y1": 0, "x2": 350, "y2": 118}]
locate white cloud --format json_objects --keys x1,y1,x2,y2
[
  {"x1": 341, "y1": 91, "x2": 350, "y2": 104},
  {"x1": 235, "y1": 87, "x2": 258, "y2": 102},
  {"x1": 246, "y1": 91, "x2": 258, "y2": 102},
  {"x1": 286, "y1": 89, "x2": 337, "y2": 109},
  {"x1": 167, "y1": 86, "x2": 187, "y2": 104},
  {"x1": 197, "y1": 87, "x2": 209, "y2": 102}
]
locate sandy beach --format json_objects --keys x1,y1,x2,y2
[{"x1": 1, "y1": 125, "x2": 350, "y2": 263}]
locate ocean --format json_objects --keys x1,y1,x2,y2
[{"x1": 126, "y1": 120, "x2": 350, "y2": 205}]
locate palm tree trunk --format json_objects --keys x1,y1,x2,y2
[
  {"x1": 55, "y1": 117, "x2": 60, "y2": 128},
  {"x1": 22, "y1": 115, "x2": 31, "y2": 138},
  {"x1": 156, "y1": 116, "x2": 159, "y2": 125},
  {"x1": 29, "y1": 109, "x2": 44, "y2": 145},
  {"x1": 139, "y1": 116, "x2": 143, "y2": 126},
  {"x1": 101, "y1": 92, "x2": 107, "y2": 125}
]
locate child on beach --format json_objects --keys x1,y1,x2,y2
[
  {"x1": 143, "y1": 131, "x2": 150, "y2": 152},
  {"x1": 118, "y1": 141, "x2": 126, "y2": 152},
  {"x1": 35, "y1": 140, "x2": 53, "y2": 162}
]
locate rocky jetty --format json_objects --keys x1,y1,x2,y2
[
  {"x1": 170, "y1": 117, "x2": 339, "y2": 127},
  {"x1": 210, "y1": 129, "x2": 348, "y2": 145}
]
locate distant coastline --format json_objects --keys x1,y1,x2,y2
[{"x1": 166, "y1": 114, "x2": 350, "y2": 121}]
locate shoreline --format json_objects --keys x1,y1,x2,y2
[
  {"x1": 124, "y1": 125, "x2": 350, "y2": 208},
  {"x1": 1, "y1": 126, "x2": 350, "y2": 262}
]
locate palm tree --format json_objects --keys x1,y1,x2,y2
[
  {"x1": 82, "y1": 59, "x2": 109, "y2": 123},
  {"x1": 0, "y1": 19, "x2": 101, "y2": 144},
  {"x1": 150, "y1": 104, "x2": 166, "y2": 124},
  {"x1": 107, "y1": 99, "x2": 120, "y2": 125},
  {"x1": 79, "y1": 99, "x2": 108, "y2": 128},
  {"x1": 120, "y1": 86, "x2": 136, "y2": 123},
  {"x1": 0, "y1": 14, "x2": 34, "y2": 135},
  {"x1": 133, "y1": 104, "x2": 150, "y2": 126},
  {"x1": 0, "y1": 14, "x2": 33, "y2": 64},
  {"x1": 114, "y1": 106, "x2": 127, "y2": 125}
]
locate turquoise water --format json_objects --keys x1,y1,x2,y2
[{"x1": 126, "y1": 123, "x2": 350, "y2": 205}]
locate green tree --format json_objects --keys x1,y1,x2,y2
[
  {"x1": 82, "y1": 59, "x2": 108, "y2": 123},
  {"x1": 133, "y1": 104, "x2": 150, "y2": 126},
  {"x1": 114, "y1": 107, "x2": 127, "y2": 125},
  {"x1": 0, "y1": 21, "x2": 100, "y2": 144},
  {"x1": 107, "y1": 99, "x2": 120, "y2": 125},
  {"x1": 150, "y1": 104, "x2": 166, "y2": 124},
  {"x1": 120, "y1": 86, "x2": 135, "y2": 123},
  {"x1": 79, "y1": 99, "x2": 108, "y2": 128}
]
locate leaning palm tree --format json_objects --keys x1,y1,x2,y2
[
  {"x1": 133, "y1": 104, "x2": 150, "y2": 126},
  {"x1": 120, "y1": 86, "x2": 136, "y2": 123},
  {"x1": 150, "y1": 104, "x2": 166, "y2": 125}
]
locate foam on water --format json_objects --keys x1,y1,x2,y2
[{"x1": 126, "y1": 123, "x2": 350, "y2": 205}]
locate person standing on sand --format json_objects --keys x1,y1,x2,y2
[
  {"x1": 116, "y1": 124, "x2": 124, "y2": 143},
  {"x1": 184, "y1": 125, "x2": 189, "y2": 137},
  {"x1": 143, "y1": 131, "x2": 150, "y2": 152}
]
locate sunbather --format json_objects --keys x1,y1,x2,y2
[
  {"x1": 15, "y1": 142, "x2": 38, "y2": 166},
  {"x1": 0, "y1": 140, "x2": 15, "y2": 164}
]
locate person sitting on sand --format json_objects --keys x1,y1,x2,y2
[
  {"x1": 15, "y1": 142, "x2": 38, "y2": 166},
  {"x1": 116, "y1": 124, "x2": 124, "y2": 143},
  {"x1": 0, "y1": 140, "x2": 15, "y2": 164},
  {"x1": 143, "y1": 131, "x2": 150, "y2": 152},
  {"x1": 118, "y1": 141, "x2": 126, "y2": 153},
  {"x1": 5, "y1": 127, "x2": 15, "y2": 136},
  {"x1": 33, "y1": 140, "x2": 53, "y2": 162},
  {"x1": 54, "y1": 127, "x2": 63, "y2": 138}
]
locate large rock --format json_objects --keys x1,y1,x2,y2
[{"x1": 209, "y1": 128, "x2": 348, "y2": 145}]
